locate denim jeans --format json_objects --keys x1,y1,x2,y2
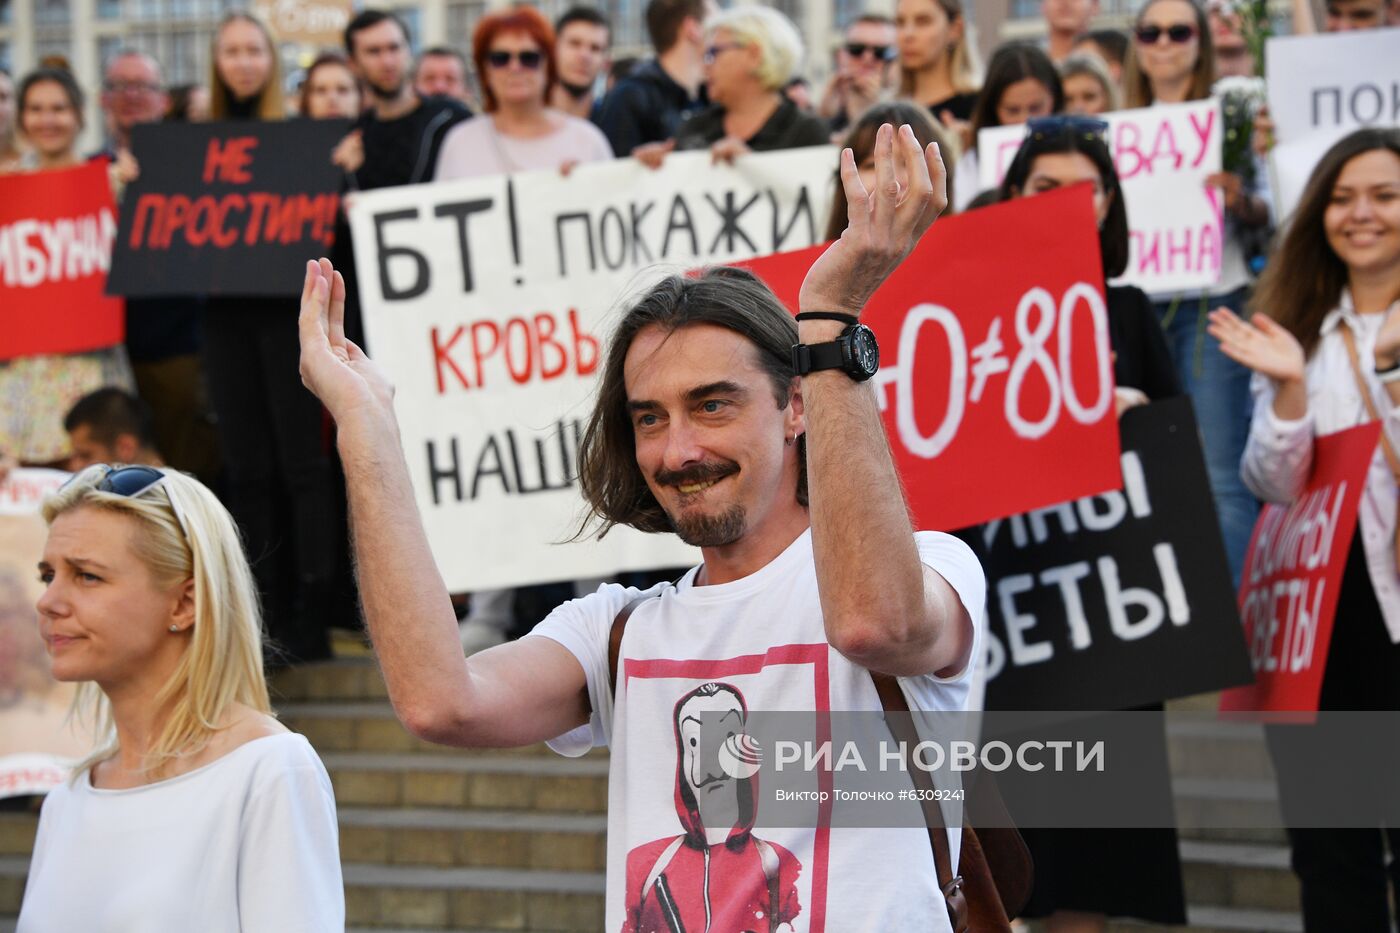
[{"x1": 1153, "y1": 287, "x2": 1259, "y2": 589}]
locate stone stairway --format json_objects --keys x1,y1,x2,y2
[{"x1": 0, "y1": 661, "x2": 1310, "y2": 932}]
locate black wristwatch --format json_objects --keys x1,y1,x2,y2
[{"x1": 791, "y1": 323, "x2": 880, "y2": 382}]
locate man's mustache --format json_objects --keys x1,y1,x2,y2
[{"x1": 655, "y1": 460, "x2": 739, "y2": 488}]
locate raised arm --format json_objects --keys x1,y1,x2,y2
[
  {"x1": 797, "y1": 124, "x2": 973, "y2": 679},
  {"x1": 296, "y1": 259, "x2": 589, "y2": 747}
]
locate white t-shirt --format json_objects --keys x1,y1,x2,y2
[
  {"x1": 530, "y1": 529, "x2": 986, "y2": 933},
  {"x1": 18, "y1": 732, "x2": 343, "y2": 933},
  {"x1": 434, "y1": 111, "x2": 614, "y2": 180}
]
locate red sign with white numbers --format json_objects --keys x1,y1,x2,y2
[{"x1": 742, "y1": 184, "x2": 1122, "y2": 531}]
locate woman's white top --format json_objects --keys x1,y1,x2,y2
[
  {"x1": 434, "y1": 111, "x2": 614, "y2": 180},
  {"x1": 17, "y1": 732, "x2": 343, "y2": 933},
  {"x1": 1241, "y1": 291, "x2": 1400, "y2": 643}
]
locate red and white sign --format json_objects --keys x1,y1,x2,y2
[
  {"x1": 0, "y1": 161, "x2": 124, "y2": 361},
  {"x1": 744, "y1": 185, "x2": 1122, "y2": 531},
  {"x1": 1219, "y1": 422, "x2": 1380, "y2": 718}
]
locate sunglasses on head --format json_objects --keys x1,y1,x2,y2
[
  {"x1": 1027, "y1": 114, "x2": 1110, "y2": 142},
  {"x1": 65, "y1": 464, "x2": 191, "y2": 539},
  {"x1": 486, "y1": 49, "x2": 544, "y2": 69},
  {"x1": 1135, "y1": 24, "x2": 1198, "y2": 43},
  {"x1": 844, "y1": 42, "x2": 895, "y2": 61}
]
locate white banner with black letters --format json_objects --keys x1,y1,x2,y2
[{"x1": 348, "y1": 147, "x2": 837, "y2": 591}]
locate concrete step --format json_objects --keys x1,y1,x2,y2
[
  {"x1": 0, "y1": 815, "x2": 36, "y2": 859},
  {"x1": 277, "y1": 702, "x2": 595, "y2": 759},
  {"x1": 1173, "y1": 777, "x2": 1288, "y2": 845},
  {"x1": 1104, "y1": 904, "x2": 1303, "y2": 933},
  {"x1": 1180, "y1": 839, "x2": 1299, "y2": 915},
  {"x1": 343, "y1": 863, "x2": 603, "y2": 931},
  {"x1": 339, "y1": 807, "x2": 606, "y2": 872},
  {"x1": 324, "y1": 752, "x2": 609, "y2": 814},
  {"x1": 271, "y1": 656, "x2": 389, "y2": 703},
  {"x1": 1167, "y1": 717, "x2": 1277, "y2": 784}
]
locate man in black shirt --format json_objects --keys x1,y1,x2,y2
[
  {"x1": 594, "y1": 0, "x2": 709, "y2": 157},
  {"x1": 342, "y1": 9, "x2": 472, "y2": 191}
]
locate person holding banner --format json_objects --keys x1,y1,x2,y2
[
  {"x1": 1123, "y1": 0, "x2": 1271, "y2": 587},
  {"x1": 994, "y1": 115, "x2": 1188, "y2": 931},
  {"x1": 202, "y1": 11, "x2": 339, "y2": 666},
  {"x1": 1208, "y1": 127, "x2": 1400, "y2": 931},
  {"x1": 298, "y1": 121, "x2": 990, "y2": 930},
  {"x1": 956, "y1": 42, "x2": 1063, "y2": 211},
  {"x1": 0, "y1": 67, "x2": 136, "y2": 468},
  {"x1": 17, "y1": 465, "x2": 343, "y2": 932},
  {"x1": 434, "y1": 6, "x2": 613, "y2": 180}
]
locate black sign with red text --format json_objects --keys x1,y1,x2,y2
[{"x1": 107, "y1": 119, "x2": 350, "y2": 297}]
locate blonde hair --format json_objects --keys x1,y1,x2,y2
[
  {"x1": 1060, "y1": 51, "x2": 1120, "y2": 112},
  {"x1": 208, "y1": 12, "x2": 285, "y2": 121},
  {"x1": 897, "y1": 0, "x2": 982, "y2": 98},
  {"x1": 705, "y1": 5, "x2": 805, "y2": 92},
  {"x1": 43, "y1": 466, "x2": 270, "y2": 779}
]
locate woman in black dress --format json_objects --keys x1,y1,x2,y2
[{"x1": 993, "y1": 115, "x2": 1186, "y2": 931}]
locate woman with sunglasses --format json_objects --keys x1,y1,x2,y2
[
  {"x1": 18, "y1": 465, "x2": 343, "y2": 931},
  {"x1": 670, "y1": 6, "x2": 829, "y2": 162},
  {"x1": 992, "y1": 116, "x2": 1186, "y2": 933},
  {"x1": 1209, "y1": 128, "x2": 1400, "y2": 932},
  {"x1": 434, "y1": 6, "x2": 612, "y2": 180},
  {"x1": 1123, "y1": 0, "x2": 1271, "y2": 591}
]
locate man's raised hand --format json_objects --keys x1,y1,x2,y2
[
  {"x1": 298, "y1": 258, "x2": 394, "y2": 427},
  {"x1": 798, "y1": 123, "x2": 946, "y2": 317}
]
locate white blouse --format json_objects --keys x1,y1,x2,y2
[
  {"x1": 18, "y1": 732, "x2": 343, "y2": 933},
  {"x1": 1241, "y1": 291, "x2": 1400, "y2": 643}
]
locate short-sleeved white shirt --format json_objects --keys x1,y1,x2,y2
[
  {"x1": 18, "y1": 732, "x2": 343, "y2": 933},
  {"x1": 530, "y1": 528, "x2": 986, "y2": 933}
]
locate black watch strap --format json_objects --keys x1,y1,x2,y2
[{"x1": 792, "y1": 340, "x2": 846, "y2": 376}]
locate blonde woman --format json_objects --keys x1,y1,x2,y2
[
  {"x1": 17, "y1": 465, "x2": 342, "y2": 932},
  {"x1": 1060, "y1": 52, "x2": 1119, "y2": 115},
  {"x1": 671, "y1": 5, "x2": 828, "y2": 161}
]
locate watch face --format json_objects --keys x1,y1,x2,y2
[{"x1": 850, "y1": 325, "x2": 880, "y2": 378}]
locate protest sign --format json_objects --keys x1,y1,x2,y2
[
  {"x1": 107, "y1": 120, "x2": 350, "y2": 297},
  {"x1": 1219, "y1": 422, "x2": 1380, "y2": 717},
  {"x1": 976, "y1": 397, "x2": 1251, "y2": 710},
  {"x1": 1264, "y1": 28, "x2": 1400, "y2": 223},
  {"x1": 977, "y1": 99, "x2": 1224, "y2": 294},
  {"x1": 745, "y1": 184, "x2": 1122, "y2": 532},
  {"x1": 0, "y1": 469, "x2": 96, "y2": 798},
  {"x1": 0, "y1": 162, "x2": 123, "y2": 361},
  {"x1": 348, "y1": 146, "x2": 836, "y2": 591}
]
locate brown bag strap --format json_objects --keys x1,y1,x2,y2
[
  {"x1": 608, "y1": 595, "x2": 652, "y2": 696},
  {"x1": 1339, "y1": 322, "x2": 1400, "y2": 479},
  {"x1": 871, "y1": 673, "x2": 969, "y2": 932}
]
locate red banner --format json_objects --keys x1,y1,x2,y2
[
  {"x1": 743, "y1": 184, "x2": 1122, "y2": 531},
  {"x1": 1219, "y1": 422, "x2": 1380, "y2": 718},
  {"x1": 0, "y1": 161, "x2": 124, "y2": 360}
]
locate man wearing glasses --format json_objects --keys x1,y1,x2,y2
[
  {"x1": 97, "y1": 50, "x2": 167, "y2": 161},
  {"x1": 818, "y1": 14, "x2": 897, "y2": 136}
]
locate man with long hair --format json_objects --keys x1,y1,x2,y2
[{"x1": 299, "y1": 124, "x2": 984, "y2": 929}]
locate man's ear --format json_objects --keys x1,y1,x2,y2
[{"x1": 787, "y1": 376, "x2": 806, "y2": 440}]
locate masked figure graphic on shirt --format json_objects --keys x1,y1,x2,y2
[{"x1": 623, "y1": 682, "x2": 803, "y2": 933}]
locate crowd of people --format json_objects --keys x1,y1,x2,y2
[{"x1": 4, "y1": 0, "x2": 1400, "y2": 929}]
